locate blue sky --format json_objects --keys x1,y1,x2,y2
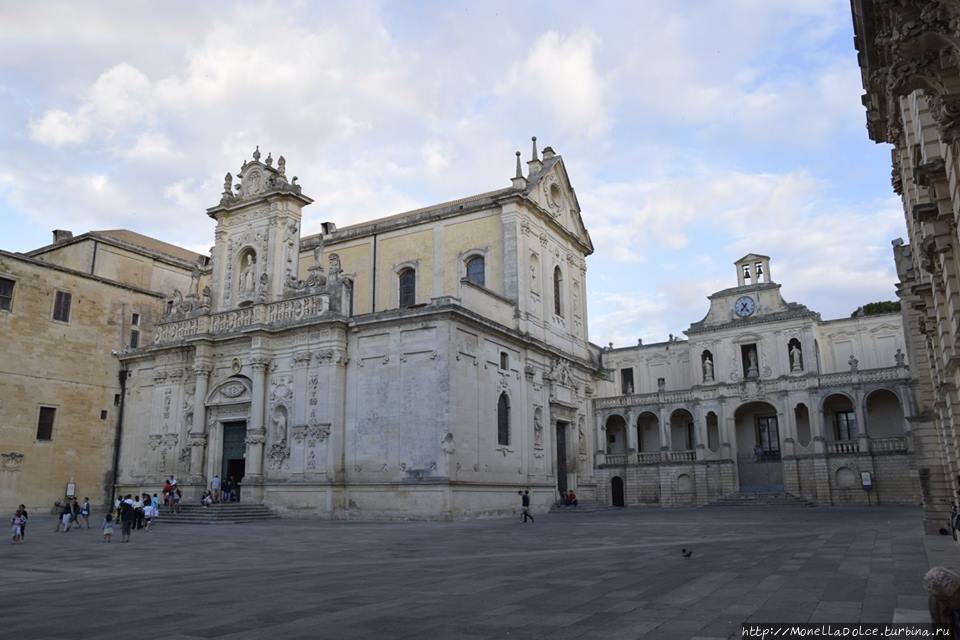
[{"x1": 0, "y1": 1, "x2": 901, "y2": 345}]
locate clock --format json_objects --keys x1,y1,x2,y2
[{"x1": 734, "y1": 296, "x2": 756, "y2": 318}]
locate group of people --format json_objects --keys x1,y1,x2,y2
[
  {"x1": 55, "y1": 497, "x2": 90, "y2": 532},
  {"x1": 209, "y1": 474, "x2": 239, "y2": 503}
]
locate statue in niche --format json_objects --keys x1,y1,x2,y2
[
  {"x1": 702, "y1": 354, "x2": 714, "y2": 382},
  {"x1": 789, "y1": 342, "x2": 803, "y2": 372},
  {"x1": 848, "y1": 355, "x2": 859, "y2": 372},
  {"x1": 746, "y1": 348, "x2": 759, "y2": 378},
  {"x1": 200, "y1": 286, "x2": 212, "y2": 309},
  {"x1": 895, "y1": 348, "x2": 906, "y2": 367},
  {"x1": 533, "y1": 410, "x2": 544, "y2": 447},
  {"x1": 272, "y1": 406, "x2": 288, "y2": 443},
  {"x1": 190, "y1": 266, "x2": 201, "y2": 296},
  {"x1": 441, "y1": 432, "x2": 455, "y2": 455},
  {"x1": 578, "y1": 421, "x2": 586, "y2": 454},
  {"x1": 240, "y1": 253, "x2": 256, "y2": 292}
]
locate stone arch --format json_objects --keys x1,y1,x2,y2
[
  {"x1": 835, "y1": 466, "x2": 857, "y2": 489},
  {"x1": 636, "y1": 411, "x2": 660, "y2": 452},
  {"x1": 706, "y1": 411, "x2": 720, "y2": 452},
  {"x1": 497, "y1": 392, "x2": 510, "y2": 446},
  {"x1": 205, "y1": 375, "x2": 253, "y2": 407},
  {"x1": 670, "y1": 408, "x2": 695, "y2": 451},
  {"x1": 794, "y1": 403, "x2": 812, "y2": 447},
  {"x1": 733, "y1": 400, "x2": 784, "y2": 491},
  {"x1": 677, "y1": 473, "x2": 694, "y2": 493},
  {"x1": 865, "y1": 388, "x2": 905, "y2": 438},
  {"x1": 605, "y1": 414, "x2": 627, "y2": 454},
  {"x1": 822, "y1": 393, "x2": 856, "y2": 441}
]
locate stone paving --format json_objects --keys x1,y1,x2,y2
[{"x1": 2, "y1": 506, "x2": 936, "y2": 639}]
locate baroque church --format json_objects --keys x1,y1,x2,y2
[{"x1": 0, "y1": 138, "x2": 928, "y2": 521}]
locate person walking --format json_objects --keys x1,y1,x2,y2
[
  {"x1": 18, "y1": 505, "x2": 28, "y2": 540},
  {"x1": 79, "y1": 497, "x2": 91, "y2": 528},
  {"x1": 519, "y1": 490, "x2": 534, "y2": 523},
  {"x1": 222, "y1": 477, "x2": 233, "y2": 503},
  {"x1": 55, "y1": 501, "x2": 72, "y2": 532},
  {"x1": 11, "y1": 509, "x2": 25, "y2": 544},
  {"x1": 101, "y1": 513, "x2": 114, "y2": 543},
  {"x1": 119, "y1": 495, "x2": 134, "y2": 543},
  {"x1": 70, "y1": 498, "x2": 80, "y2": 530}
]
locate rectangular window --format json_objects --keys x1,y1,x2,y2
[
  {"x1": 836, "y1": 411, "x2": 856, "y2": 441},
  {"x1": 100, "y1": 410, "x2": 108, "y2": 420},
  {"x1": 52, "y1": 291, "x2": 72, "y2": 322},
  {"x1": 129, "y1": 312, "x2": 141, "y2": 348},
  {"x1": 36, "y1": 406, "x2": 56, "y2": 441},
  {"x1": 500, "y1": 352, "x2": 509, "y2": 370},
  {"x1": 756, "y1": 416, "x2": 780, "y2": 455},
  {"x1": 620, "y1": 368, "x2": 634, "y2": 395},
  {"x1": 0, "y1": 277, "x2": 14, "y2": 311}
]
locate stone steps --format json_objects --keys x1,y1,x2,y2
[
  {"x1": 548, "y1": 502, "x2": 615, "y2": 514},
  {"x1": 152, "y1": 503, "x2": 279, "y2": 525},
  {"x1": 705, "y1": 492, "x2": 817, "y2": 508}
]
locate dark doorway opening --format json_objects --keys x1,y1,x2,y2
[
  {"x1": 222, "y1": 421, "x2": 247, "y2": 501},
  {"x1": 611, "y1": 476, "x2": 625, "y2": 507},
  {"x1": 556, "y1": 421, "x2": 568, "y2": 498}
]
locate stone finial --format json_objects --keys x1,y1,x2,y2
[
  {"x1": 531, "y1": 136, "x2": 538, "y2": 162},
  {"x1": 637, "y1": 338, "x2": 643, "y2": 346},
  {"x1": 252, "y1": 146, "x2": 261, "y2": 162},
  {"x1": 222, "y1": 173, "x2": 233, "y2": 196},
  {"x1": 511, "y1": 151, "x2": 528, "y2": 189},
  {"x1": 277, "y1": 155, "x2": 286, "y2": 177},
  {"x1": 265, "y1": 152, "x2": 273, "y2": 167},
  {"x1": 515, "y1": 151, "x2": 523, "y2": 178}
]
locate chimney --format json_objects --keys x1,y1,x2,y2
[
  {"x1": 52, "y1": 230, "x2": 73, "y2": 244},
  {"x1": 321, "y1": 222, "x2": 337, "y2": 235}
]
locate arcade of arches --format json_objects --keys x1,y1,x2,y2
[{"x1": 594, "y1": 383, "x2": 916, "y2": 508}]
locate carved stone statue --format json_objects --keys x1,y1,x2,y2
[
  {"x1": 200, "y1": 286, "x2": 211, "y2": 309},
  {"x1": 895, "y1": 348, "x2": 906, "y2": 367},
  {"x1": 272, "y1": 407, "x2": 287, "y2": 443},
  {"x1": 441, "y1": 432, "x2": 455, "y2": 455},
  {"x1": 578, "y1": 422, "x2": 586, "y2": 454},
  {"x1": 240, "y1": 253, "x2": 256, "y2": 292},
  {"x1": 790, "y1": 343, "x2": 803, "y2": 372},
  {"x1": 702, "y1": 355, "x2": 714, "y2": 382},
  {"x1": 533, "y1": 410, "x2": 544, "y2": 447},
  {"x1": 848, "y1": 354, "x2": 859, "y2": 372},
  {"x1": 746, "y1": 348, "x2": 759, "y2": 378},
  {"x1": 190, "y1": 266, "x2": 201, "y2": 296},
  {"x1": 328, "y1": 253, "x2": 342, "y2": 277}
]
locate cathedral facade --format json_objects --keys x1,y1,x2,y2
[{"x1": 114, "y1": 143, "x2": 600, "y2": 518}]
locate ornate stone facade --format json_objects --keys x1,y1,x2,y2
[
  {"x1": 852, "y1": 0, "x2": 960, "y2": 533},
  {"x1": 593, "y1": 255, "x2": 918, "y2": 509},
  {"x1": 115, "y1": 144, "x2": 599, "y2": 518}
]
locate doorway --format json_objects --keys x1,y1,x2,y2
[
  {"x1": 556, "y1": 421, "x2": 568, "y2": 498},
  {"x1": 611, "y1": 476, "x2": 625, "y2": 507},
  {"x1": 222, "y1": 421, "x2": 247, "y2": 500}
]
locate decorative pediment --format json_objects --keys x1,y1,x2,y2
[
  {"x1": 524, "y1": 153, "x2": 593, "y2": 254},
  {"x1": 205, "y1": 376, "x2": 252, "y2": 406}
]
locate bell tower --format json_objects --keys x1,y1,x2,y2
[
  {"x1": 734, "y1": 253, "x2": 772, "y2": 287},
  {"x1": 206, "y1": 147, "x2": 313, "y2": 312}
]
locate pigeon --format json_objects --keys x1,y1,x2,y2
[{"x1": 681, "y1": 548, "x2": 693, "y2": 558}]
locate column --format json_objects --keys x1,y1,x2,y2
[
  {"x1": 692, "y1": 403, "x2": 707, "y2": 460},
  {"x1": 188, "y1": 360, "x2": 211, "y2": 485},
  {"x1": 658, "y1": 406, "x2": 671, "y2": 452},
  {"x1": 595, "y1": 412, "x2": 606, "y2": 465},
  {"x1": 854, "y1": 388, "x2": 870, "y2": 453},
  {"x1": 244, "y1": 356, "x2": 269, "y2": 494},
  {"x1": 625, "y1": 408, "x2": 638, "y2": 457}
]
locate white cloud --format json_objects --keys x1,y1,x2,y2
[
  {"x1": 504, "y1": 30, "x2": 609, "y2": 137},
  {"x1": 127, "y1": 132, "x2": 176, "y2": 159},
  {"x1": 28, "y1": 109, "x2": 89, "y2": 146}
]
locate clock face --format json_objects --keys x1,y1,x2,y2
[{"x1": 734, "y1": 296, "x2": 756, "y2": 317}]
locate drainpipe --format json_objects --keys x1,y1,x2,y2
[
  {"x1": 110, "y1": 367, "x2": 128, "y2": 507},
  {"x1": 371, "y1": 232, "x2": 378, "y2": 312}
]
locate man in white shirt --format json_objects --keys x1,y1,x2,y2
[{"x1": 211, "y1": 475, "x2": 222, "y2": 503}]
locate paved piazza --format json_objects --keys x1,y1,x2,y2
[{"x1": 4, "y1": 506, "x2": 934, "y2": 640}]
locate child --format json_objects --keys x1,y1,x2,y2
[
  {"x1": 11, "y1": 509, "x2": 25, "y2": 544},
  {"x1": 101, "y1": 513, "x2": 114, "y2": 543}
]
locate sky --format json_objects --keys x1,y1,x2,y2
[{"x1": 0, "y1": 0, "x2": 902, "y2": 346}]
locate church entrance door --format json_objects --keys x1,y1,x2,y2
[
  {"x1": 555, "y1": 421, "x2": 568, "y2": 499},
  {"x1": 222, "y1": 421, "x2": 247, "y2": 499}
]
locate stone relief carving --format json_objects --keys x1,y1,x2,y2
[
  {"x1": 533, "y1": 407, "x2": 544, "y2": 449},
  {"x1": 0, "y1": 452, "x2": 25, "y2": 472}
]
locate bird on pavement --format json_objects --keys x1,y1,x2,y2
[{"x1": 681, "y1": 548, "x2": 693, "y2": 558}]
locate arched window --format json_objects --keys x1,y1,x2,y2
[
  {"x1": 465, "y1": 255, "x2": 485, "y2": 287},
  {"x1": 398, "y1": 268, "x2": 415, "y2": 308},
  {"x1": 497, "y1": 392, "x2": 510, "y2": 446},
  {"x1": 553, "y1": 266, "x2": 563, "y2": 316}
]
